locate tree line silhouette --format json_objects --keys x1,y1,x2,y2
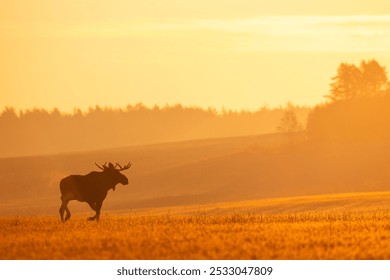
[
  {"x1": 308, "y1": 59, "x2": 390, "y2": 144},
  {"x1": 0, "y1": 103, "x2": 309, "y2": 157},
  {"x1": 2, "y1": 59, "x2": 388, "y2": 158}
]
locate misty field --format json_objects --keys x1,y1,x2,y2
[{"x1": 1, "y1": 209, "x2": 390, "y2": 260}]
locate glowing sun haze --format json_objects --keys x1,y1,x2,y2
[{"x1": 1, "y1": 0, "x2": 390, "y2": 112}]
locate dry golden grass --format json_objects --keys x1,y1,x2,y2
[{"x1": 1, "y1": 209, "x2": 390, "y2": 260}]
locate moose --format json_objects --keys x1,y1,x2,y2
[{"x1": 59, "y1": 162, "x2": 131, "y2": 222}]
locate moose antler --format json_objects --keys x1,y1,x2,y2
[
  {"x1": 115, "y1": 162, "x2": 132, "y2": 171},
  {"x1": 95, "y1": 162, "x2": 108, "y2": 170}
]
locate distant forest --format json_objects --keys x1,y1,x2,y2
[
  {"x1": 4, "y1": 59, "x2": 389, "y2": 158},
  {"x1": 307, "y1": 59, "x2": 390, "y2": 144},
  {"x1": 0, "y1": 103, "x2": 310, "y2": 157}
]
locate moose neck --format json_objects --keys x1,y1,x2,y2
[{"x1": 100, "y1": 171, "x2": 119, "y2": 191}]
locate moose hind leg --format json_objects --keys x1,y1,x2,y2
[
  {"x1": 59, "y1": 203, "x2": 65, "y2": 222},
  {"x1": 64, "y1": 206, "x2": 71, "y2": 221},
  {"x1": 59, "y1": 199, "x2": 71, "y2": 222}
]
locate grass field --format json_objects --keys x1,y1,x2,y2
[{"x1": 2, "y1": 192, "x2": 390, "y2": 260}]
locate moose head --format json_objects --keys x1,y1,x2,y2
[{"x1": 95, "y1": 162, "x2": 132, "y2": 190}]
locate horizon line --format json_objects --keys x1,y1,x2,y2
[{"x1": 0, "y1": 102, "x2": 314, "y2": 116}]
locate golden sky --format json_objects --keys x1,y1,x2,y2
[{"x1": 1, "y1": 1, "x2": 390, "y2": 112}]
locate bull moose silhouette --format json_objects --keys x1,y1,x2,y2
[{"x1": 59, "y1": 162, "x2": 131, "y2": 222}]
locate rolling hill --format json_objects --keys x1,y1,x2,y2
[
  {"x1": 126, "y1": 191, "x2": 390, "y2": 216},
  {"x1": 1, "y1": 132, "x2": 390, "y2": 216}
]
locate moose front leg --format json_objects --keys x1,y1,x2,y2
[
  {"x1": 87, "y1": 200, "x2": 103, "y2": 221},
  {"x1": 87, "y1": 201, "x2": 96, "y2": 211}
]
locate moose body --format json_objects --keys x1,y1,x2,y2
[{"x1": 59, "y1": 162, "x2": 131, "y2": 222}]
